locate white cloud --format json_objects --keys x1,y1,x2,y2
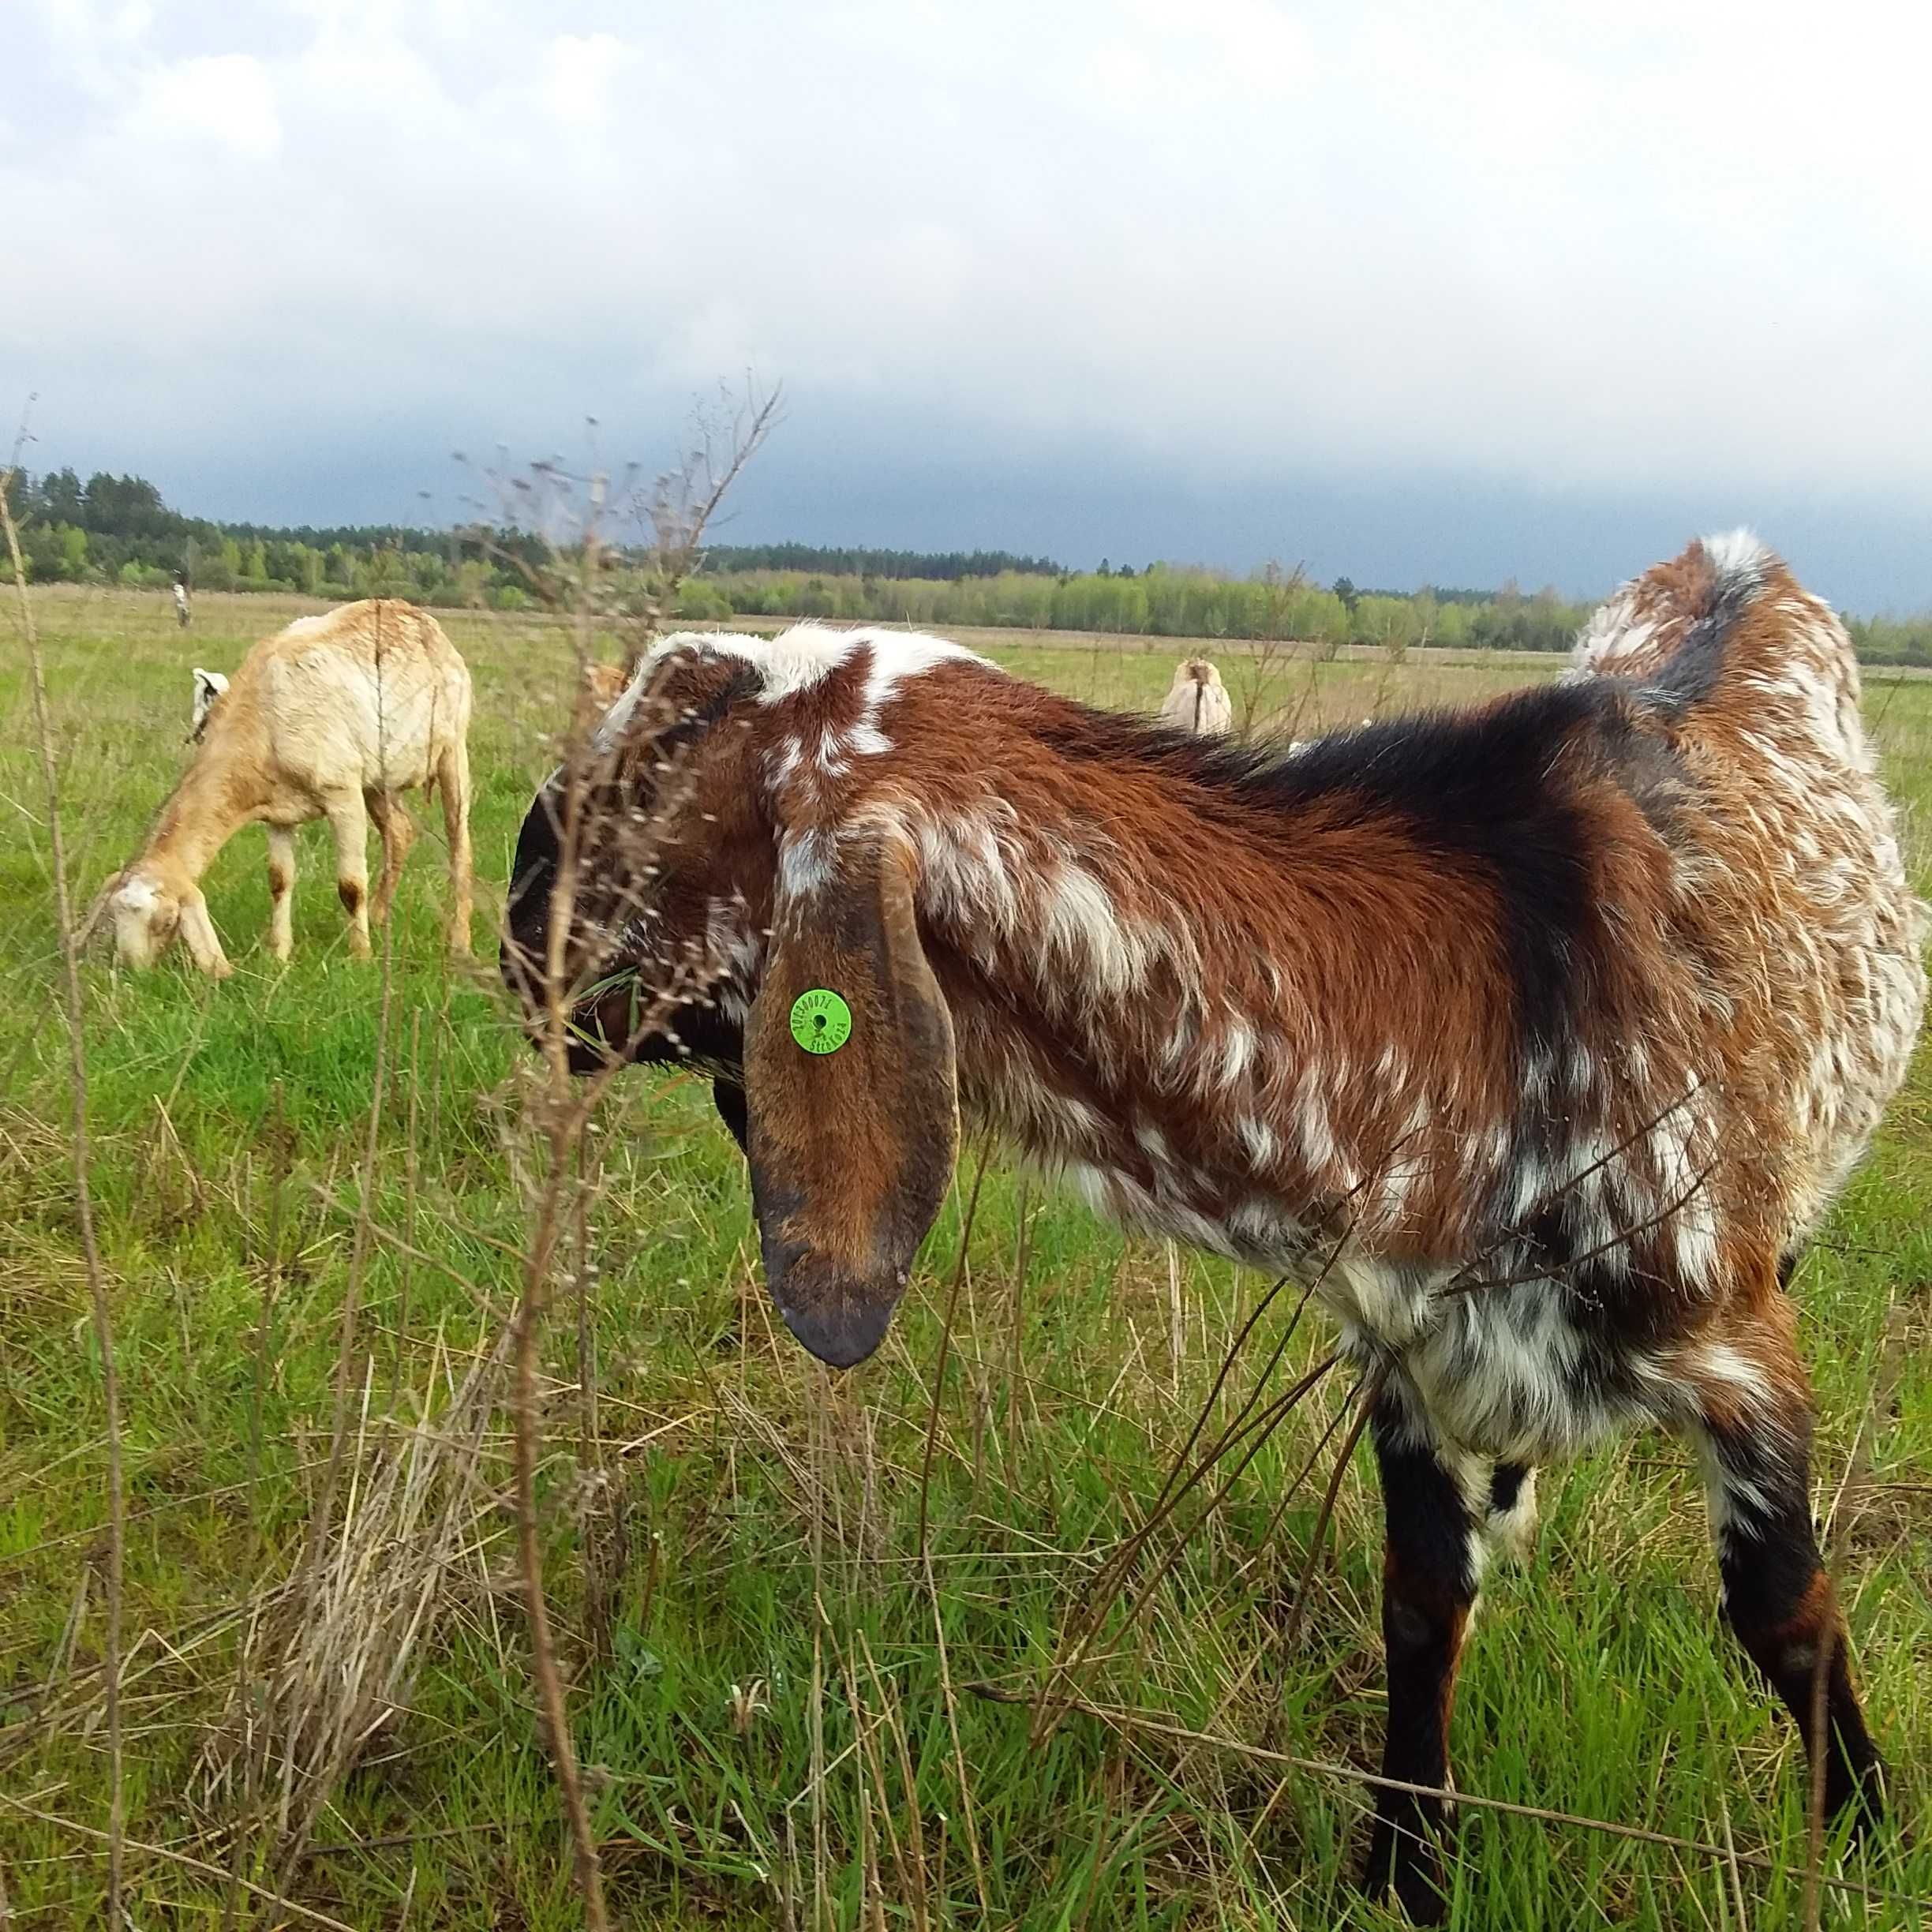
[
  {"x1": 124, "y1": 54, "x2": 283, "y2": 159},
  {"x1": 29, "y1": 0, "x2": 155, "y2": 101},
  {"x1": 5, "y1": 0, "x2": 1932, "y2": 586}
]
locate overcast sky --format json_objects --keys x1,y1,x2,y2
[{"x1": 7, "y1": 0, "x2": 1931, "y2": 606}]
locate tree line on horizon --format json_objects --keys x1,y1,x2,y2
[{"x1": 7, "y1": 465, "x2": 1930, "y2": 665}]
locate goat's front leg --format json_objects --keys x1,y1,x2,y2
[
  {"x1": 321, "y1": 788, "x2": 373, "y2": 959},
  {"x1": 1693, "y1": 1320, "x2": 1885, "y2": 1836},
  {"x1": 265, "y1": 826, "x2": 297, "y2": 960},
  {"x1": 1361, "y1": 1387, "x2": 1478, "y2": 1924}
]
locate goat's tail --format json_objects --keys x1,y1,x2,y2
[{"x1": 1571, "y1": 531, "x2": 1868, "y2": 751}]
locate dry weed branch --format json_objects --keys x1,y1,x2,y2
[{"x1": 2, "y1": 433, "x2": 126, "y2": 1925}]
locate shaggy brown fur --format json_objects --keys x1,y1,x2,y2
[{"x1": 505, "y1": 536, "x2": 1924, "y2": 1919}]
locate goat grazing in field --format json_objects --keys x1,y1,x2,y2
[
  {"x1": 103, "y1": 601, "x2": 474, "y2": 976},
  {"x1": 502, "y1": 538, "x2": 1925, "y2": 1920},
  {"x1": 189, "y1": 666, "x2": 228, "y2": 743},
  {"x1": 1157, "y1": 655, "x2": 1234, "y2": 736},
  {"x1": 582, "y1": 658, "x2": 629, "y2": 714}
]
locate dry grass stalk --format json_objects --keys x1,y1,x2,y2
[
  {"x1": 197, "y1": 1327, "x2": 512, "y2": 1877},
  {"x1": 3, "y1": 438, "x2": 126, "y2": 1925},
  {"x1": 306, "y1": 604, "x2": 405, "y2": 1582},
  {"x1": 484, "y1": 380, "x2": 781, "y2": 1930}
]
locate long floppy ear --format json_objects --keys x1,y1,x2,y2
[{"x1": 743, "y1": 832, "x2": 958, "y2": 1368}]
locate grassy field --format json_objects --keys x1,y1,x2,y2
[{"x1": 2, "y1": 586, "x2": 1930, "y2": 1929}]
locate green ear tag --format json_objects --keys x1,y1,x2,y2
[{"x1": 789, "y1": 988, "x2": 853, "y2": 1055}]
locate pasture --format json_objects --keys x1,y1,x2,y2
[{"x1": 2, "y1": 586, "x2": 1930, "y2": 1928}]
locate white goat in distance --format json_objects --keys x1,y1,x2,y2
[{"x1": 1156, "y1": 656, "x2": 1234, "y2": 736}]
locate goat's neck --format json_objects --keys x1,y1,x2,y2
[{"x1": 141, "y1": 749, "x2": 269, "y2": 884}]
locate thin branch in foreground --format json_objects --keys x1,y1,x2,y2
[
  {"x1": 2, "y1": 445, "x2": 125, "y2": 1926},
  {"x1": 960, "y1": 1684, "x2": 1932, "y2": 1915}
]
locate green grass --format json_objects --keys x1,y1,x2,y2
[{"x1": 2, "y1": 586, "x2": 1930, "y2": 1928}]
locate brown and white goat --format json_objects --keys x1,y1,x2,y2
[
  {"x1": 105, "y1": 601, "x2": 474, "y2": 975},
  {"x1": 503, "y1": 538, "x2": 1925, "y2": 1919},
  {"x1": 1157, "y1": 655, "x2": 1234, "y2": 736}
]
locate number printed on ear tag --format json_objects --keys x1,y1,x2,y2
[{"x1": 789, "y1": 988, "x2": 853, "y2": 1055}]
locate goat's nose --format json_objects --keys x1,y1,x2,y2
[{"x1": 772, "y1": 1295, "x2": 895, "y2": 1371}]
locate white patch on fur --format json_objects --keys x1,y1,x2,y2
[
  {"x1": 283, "y1": 613, "x2": 332, "y2": 637},
  {"x1": 913, "y1": 807, "x2": 1023, "y2": 965},
  {"x1": 1237, "y1": 1116, "x2": 1279, "y2": 1171},
  {"x1": 1689, "y1": 1342, "x2": 1774, "y2": 1414},
  {"x1": 856, "y1": 628, "x2": 996, "y2": 722},
  {"x1": 1694, "y1": 1434, "x2": 1775, "y2": 1550},
  {"x1": 777, "y1": 829, "x2": 837, "y2": 899},
  {"x1": 1039, "y1": 862, "x2": 1142, "y2": 999},
  {"x1": 1319, "y1": 1252, "x2": 1436, "y2": 1350},
  {"x1": 1395, "y1": 1282, "x2": 1644, "y2": 1462},
  {"x1": 1569, "y1": 604, "x2": 1655, "y2": 679},
  {"x1": 1218, "y1": 1018, "x2": 1257, "y2": 1091},
  {"x1": 705, "y1": 897, "x2": 764, "y2": 983},
  {"x1": 1700, "y1": 526, "x2": 1769, "y2": 586}
]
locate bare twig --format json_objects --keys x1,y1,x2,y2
[
  {"x1": 3, "y1": 437, "x2": 125, "y2": 1925},
  {"x1": 960, "y1": 1684, "x2": 1932, "y2": 1913}
]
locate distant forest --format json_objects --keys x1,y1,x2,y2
[{"x1": 8, "y1": 466, "x2": 1930, "y2": 664}]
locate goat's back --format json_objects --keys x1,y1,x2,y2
[
  {"x1": 233, "y1": 601, "x2": 472, "y2": 794},
  {"x1": 1156, "y1": 658, "x2": 1233, "y2": 736}
]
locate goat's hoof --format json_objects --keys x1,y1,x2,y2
[{"x1": 1361, "y1": 1822, "x2": 1449, "y2": 1925}]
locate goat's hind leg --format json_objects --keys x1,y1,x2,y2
[
  {"x1": 1691, "y1": 1322, "x2": 1885, "y2": 1837},
  {"x1": 322, "y1": 788, "x2": 373, "y2": 959},
  {"x1": 1360, "y1": 1386, "x2": 1481, "y2": 1924},
  {"x1": 365, "y1": 790, "x2": 417, "y2": 925},
  {"x1": 436, "y1": 739, "x2": 474, "y2": 954}
]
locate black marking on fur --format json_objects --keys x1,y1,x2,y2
[
  {"x1": 1488, "y1": 1462, "x2": 1529, "y2": 1517},
  {"x1": 1626, "y1": 545, "x2": 1766, "y2": 721}
]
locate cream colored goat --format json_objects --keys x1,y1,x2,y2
[
  {"x1": 105, "y1": 601, "x2": 474, "y2": 975},
  {"x1": 1156, "y1": 656, "x2": 1233, "y2": 736},
  {"x1": 582, "y1": 659, "x2": 628, "y2": 713}
]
